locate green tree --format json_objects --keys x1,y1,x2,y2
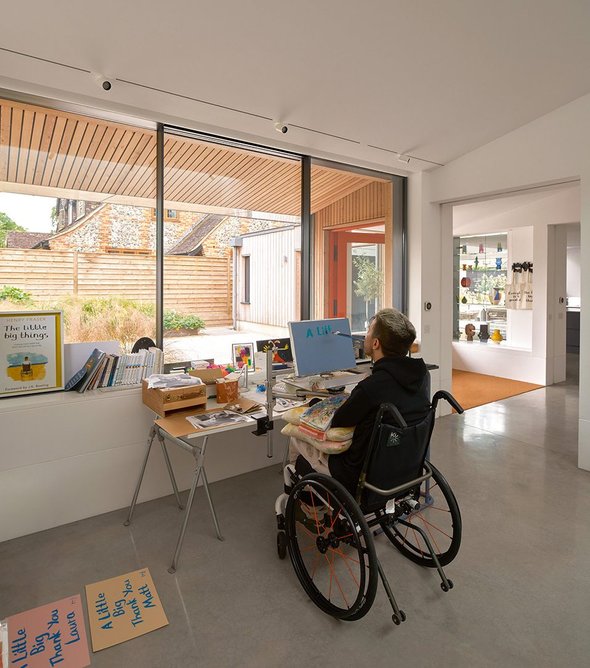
[
  {"x1": 0, "y1": 212, "x2": 25, "y2": 247},
  {"x1": 353, "y1": 256, "x2": 383, "y2": 325}
]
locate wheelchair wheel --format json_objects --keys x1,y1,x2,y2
[
  {"x1": 381, "y1": 462, "x2": 461, "y2": 567},
  {"x1": 286, "y1": 473, "x2": 378, "y2": 620}
]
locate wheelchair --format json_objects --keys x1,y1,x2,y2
[{"x1": 275, "y1": 390, "x2": 463, "y2": 624}]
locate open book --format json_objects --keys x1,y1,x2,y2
[{"x1": 298, "y1": 394, "x2": 348, "y2": 440}]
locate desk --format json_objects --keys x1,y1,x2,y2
[{"x1": 124, "y1": 404, "x2": 266, "y2": 573}]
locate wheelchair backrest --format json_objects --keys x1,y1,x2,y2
[{"x1": 357, "y1": 403, "x2": 435, "y2": 511}]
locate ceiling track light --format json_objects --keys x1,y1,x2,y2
[
  {"x1": 274, "y1": 121, "x2": 289, "y2": 134},
  {"x1": 397, "y1": 153, "x2": 411, "y2": 164}
]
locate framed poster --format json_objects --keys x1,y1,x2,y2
[
  {"x1": 231, "y1": 342, "x2": 254, "y2": 369},
  {"x1": 0, "y1": 310, "x2": 65, "y2": 398}
]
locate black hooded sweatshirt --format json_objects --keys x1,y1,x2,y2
[{"x1": 328, "y1": 356, "x2": 431, "y2": 494}]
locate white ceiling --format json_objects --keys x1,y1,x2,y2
[
  {"x1": 1, "y1": 1, "x2": 590, "y2": 173},
  {"x1": 452, "y1": 182, "x2": 580, "y2": 234}
]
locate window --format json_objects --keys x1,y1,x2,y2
[
  {"x1": 166, "y1": 209, "x2": 177, "y2": 220},
  {"x1": 454, "y1": 234, "x2": 507, "y2": 342},
  {"x1": 0, "y1": 97, "x2": 157, "y2": 353},
  {"x1": 243, "y1": 256, "x2": 251, "y2": 303}
]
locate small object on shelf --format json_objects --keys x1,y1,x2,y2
[
  {"x1": 465, "y1": 323, "x2": 476, "y2": 341},
  {"x1": 461, "y1": 295, "x2": 468, "y2": 304},
  {"x1": 462, "y1": 244, "x2": 467, "y2": 253},
  {"x1": 460, "y1": 277, "x2": 471, "y2": 288},
  {"x1": 468, "y1": 264, "x2": 473, "y2": 270},
  {"x1": 462, "y1": 263, "x2": 467, "y2": 271},
  {"x1": 496, "y1": 257, "x2": 502, "y2": 269},
  {"x1": 489, "y1": 288, "x2": 503, "y2": 305},
  {"x1": 479, "y1": 324, "x2": 490, "y2": 342},
  {"x1": 497, "y1": 242, "x2": 503, "y2": 252},
  {"x1": 474, "y1": 256, "x2": 479, "y2": 269},
  {"x1": 479, "y1": 243, "x2": 485, "y2": 253},
  {"x1": 490, "y1": 329, "x2": 503, "y2": 344}
]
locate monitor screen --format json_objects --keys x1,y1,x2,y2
[{"x1": 288, "y1": 318, "x2": 357, "y2": 377}]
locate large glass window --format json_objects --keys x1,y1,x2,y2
[
  {"x1": 0, "y1": 98, "x2": 157, "y2": 351},
  {"x1": 162, "y1": 131, "x2": 301, "y2": 365},
  {"x1": 310, "y1": 162, "x2": 401, "y2": 332}
]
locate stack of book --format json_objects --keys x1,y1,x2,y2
[
  {"x1": 66, "y1": 347, "x2": 163, "y2": 393},
  {"x1": 298, "y1": 394, "x2": 348, "y2": 441}
]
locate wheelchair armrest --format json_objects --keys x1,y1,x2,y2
[{"x1": 432, "y1": 390, "x2": 464, "y2": 414}]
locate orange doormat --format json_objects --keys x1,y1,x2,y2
[{"x1": 452, "y1": 370, "x2": 543, "y2": 410}]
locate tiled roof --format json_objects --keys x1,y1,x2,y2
[
  {"x1": 168, "y1": 214, "x2": 226, "y2": 255},
  {"x1": 5, "y1": 231, "x2": 51, "y2": 248}
]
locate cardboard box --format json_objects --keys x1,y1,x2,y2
[
  {"x1": 188, "y1": 368, "x2": 224, "y2": 397},
  {"x1": 142, "y1": 379, "x2": 207, "y2": 417}
]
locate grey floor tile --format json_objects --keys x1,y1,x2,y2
[{"x1": 1, "y1": 358, "x2": 588, "y2": 667}]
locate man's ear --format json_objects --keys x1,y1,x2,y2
[{"x1": 372, "y1": 337, "x2": 380, "y2": 350}]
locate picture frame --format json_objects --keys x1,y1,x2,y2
[
  {"x1": 0, "y1": 310, "x2": 65, "y2": 397},
  {"x1": 231, "y1": 342, "x2": 254, "y2": 369}
]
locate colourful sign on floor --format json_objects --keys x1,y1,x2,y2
[
  {"x1": 6, "y1": 595, "x2": 90, "y2": 667},
  {"x1": 85, "y1": 568, "x2": 168, "y2": 652}
]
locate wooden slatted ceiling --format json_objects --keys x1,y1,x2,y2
[{"x1": 0, "y1": 98, "x2": 385, "y2": 215}]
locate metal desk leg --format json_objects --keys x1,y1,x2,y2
[
  {"x1": 200, "y1": 467, "x2": 224, "y2": 542},
  {"x1": 157, "y1": 431, "x2": 184, "y2": 510},
  {"x1": 168, "y1": 461, "x2": 202, "y2": 574},
  {"x1": 124, "y1": 425, "x2": 156, "y2": 526}
]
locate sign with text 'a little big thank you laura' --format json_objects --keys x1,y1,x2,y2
[
  {"x1": 6, "y1": 594, "x2": 90, "y2": 667},
  {"x1": 84, "y1": 568, "x2": 168, "y2": 652}
]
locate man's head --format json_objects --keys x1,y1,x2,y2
[{"x1": 364, "y1": 308, "x2": 416, "y2": 361}]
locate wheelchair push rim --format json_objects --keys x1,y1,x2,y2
[
  {"x1": 286, "y1": 473, "x2": 378, "y2": 620},
  {"x1": 380, "y1": 462, "x2": 462, "y2": 568}
]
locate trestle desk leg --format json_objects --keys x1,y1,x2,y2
[
  {"x1": 267, "y1": 430, "x2": 273, "y2": 458},
  {"x1": 157, "y1": 431, "x2": 184, "y2": 510},
  {"x1": 124, "y1": 425, "x2": 156, "y2": 526},
  {"x1": 200, "y1": 466, "x2": 224, "y2": 542},
  {"x1": 168, "y1": 463, "x2": 202, "y2": 574}
]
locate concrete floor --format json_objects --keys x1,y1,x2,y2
[{"x1": 1, "y1": 355, "x2": 589, "y2": 667}]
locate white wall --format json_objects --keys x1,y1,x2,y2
[
  {"x1": 426, "y1": 93, "x2": 590, "y2": 471},
  {"x1": 0, "y1": 389, "x2": 287, "y2": 542},
  {"x1": 566, "y1": 223, "x2": 581, "y2": 303}
]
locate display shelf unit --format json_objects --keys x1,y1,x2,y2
[{"x1": 453, "y1": 233, "x2": 508, "y2": 342}]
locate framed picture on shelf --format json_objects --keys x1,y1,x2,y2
[
  {"x1": 0, "y1": 310, "x2": 65, "y2": 397},
  {"x1": 231, "y1": 342, "x2": 254, "y2": 369}
]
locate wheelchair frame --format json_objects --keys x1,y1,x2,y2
[{"x1": 276, "y1": 390, "x2": 464, "y2": 624}]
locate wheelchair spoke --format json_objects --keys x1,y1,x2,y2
[
  {"x1": 286, "y1": 474, "x2": 378, "y2": 619},
  {"x1": 381, "y1": 464, "x2": 461, "y2": 568}
]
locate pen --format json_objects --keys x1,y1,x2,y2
[{"x1": 332, "y1": 331, "x2": 352, "y2": 338}]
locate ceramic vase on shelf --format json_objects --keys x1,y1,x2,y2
[
  {"x1": 489, "y1": 288, "x2": 502, "y2": 305},
  {"x1": 479, "y1": 324, "x2": 489, "y2": 342},
  {"x1": 490, "y1": 329, "x2": 503, "y2": 344}
]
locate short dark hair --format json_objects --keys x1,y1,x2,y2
[{"x1": 371, "y1": 308, "x2": 416, "y2": 357}]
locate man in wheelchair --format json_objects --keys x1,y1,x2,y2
[
  {"x1": 275, "y1": 308, "x2": 463, "y2": 624},
  {"x1": 292, "y1": 308, "x2": 431, "y2": 493}
]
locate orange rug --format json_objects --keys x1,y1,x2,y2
[{"x1": 452, "y1": 370, "x2": 543, "y2": 410}]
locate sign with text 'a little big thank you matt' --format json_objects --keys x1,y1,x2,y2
[{"x1": 85, "y1": 568, "x2": 168, "y2": 652}]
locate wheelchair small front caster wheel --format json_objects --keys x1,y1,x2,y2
[
  {"x1": 441, "y1": 579, "x2": 453, "y2": 592},
  {"x1": 392, "y1": 610, "x2": 406, "y2": 625},
  {"x1": 277, "y1": 531, "x2": 287, "y2": 559}
]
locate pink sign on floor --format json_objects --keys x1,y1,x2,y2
[{"x1": 6, "y1": 594, "x2": 90, "y2": 667}]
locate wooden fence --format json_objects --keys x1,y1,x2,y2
[{"x1": 0, "y1": 249, "x2": 232, "y2": 326}]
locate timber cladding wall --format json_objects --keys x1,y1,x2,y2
[{"x1": 0, "y1": 249, "x2": 232, "y2": 326}]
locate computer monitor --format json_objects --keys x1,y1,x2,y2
[{"x1": 288, "y1": 318, "x2": 357, "y2": 377}]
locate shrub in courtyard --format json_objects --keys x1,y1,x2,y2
[
  {"x1": 0, "y1": 285, "x2": 33, "y2": 304},
  {"x1": 163, "y1": 310, "x2": 205, "y2": 335},
  {"x1": 53, "y1": 296, "x2": 156, "y2": 350}
]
